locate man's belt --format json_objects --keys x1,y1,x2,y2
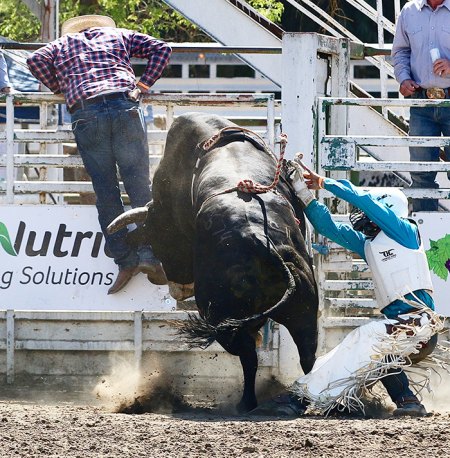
[
  {"x1": 68, "y1": 91, "x2": 133, "y2": 114},
  {"x1": 416, "y1": 87, "x2": 450, "y2": 99}
]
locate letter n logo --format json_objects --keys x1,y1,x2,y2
[{"x1": 0, "y1": 222, "x2": 17, "y2": 256}]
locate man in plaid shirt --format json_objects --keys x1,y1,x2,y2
[{"x1": 27, "y1": 14, "x2": 171, "y2": 294}]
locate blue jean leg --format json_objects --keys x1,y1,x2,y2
[
  {"x1": 111, "y1": 102, "x2": 155, "y2": 264},
  {"x1": 380, "y1": 334, "x2": 438, "y2": 404},
  {"x1": 409, "y1": 107, "x2": 442, "y2": 212},
  {"x1": 437, "y1": 106, "x2": 450, "y2": 182},
  {"x1": 72, "y1": 98, "x2": 151, "y2": 268}
]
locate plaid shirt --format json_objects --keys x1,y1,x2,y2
[{"x1": 27, "y1": 27, "x2": 171, "y2": 109}]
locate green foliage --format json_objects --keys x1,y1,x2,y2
[
  {"x1": 0, "y1": 222, "x2": 17, "y2": 256},
  {"x1": 248, "y1": 0, "x2": 283, "y2": 23},
  {"x1": 426, "y1": 234, "x2": 450, "y2": 281},
  {"x1": 59, "y1": 0, "x2": 204, "y2": 41},
  {"x1": 0, "y1": 0, "x2": 41, "y2": 41}
]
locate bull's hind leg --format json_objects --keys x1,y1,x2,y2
[
  {"x1": 247, "y1": 319, "x2": 316, "y2": 417},
  {"x1": 218, "y1": 330, "x2": 258, "y2": 413}
]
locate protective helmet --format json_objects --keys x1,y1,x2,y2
[
  {"x1": 349, "y1": 188, "x2": 408, "y2": 237},
  {"x1": 368, "y1": 188, "x2": 409, "y2": 218}
]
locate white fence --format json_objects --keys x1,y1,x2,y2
[{"x1": 0, "y1": 310, "x2": 279, "y2": 391}]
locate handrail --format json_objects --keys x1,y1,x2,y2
[
  {"x1": 0, "y1": 41, "x2": 282, "y2": 54},
  {"x1": 317, "y1": 96, "x2": 450, "y2": 202}
]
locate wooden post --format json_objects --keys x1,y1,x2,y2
[
  {"x1": 6, "y1": 310, "x2": 15, "y2": 384},
  {"x1": 134, "y1": 311, "x2": 143, "y2": 371}
]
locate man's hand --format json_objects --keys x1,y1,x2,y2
[
  {"x1": 287, "y1": 156, "x2": 316, "y2": 207},
  {"x1": 433, "y1": 59, "x2": 450, "y2": 78},
  {"x1": 128, "y1": 88, "x2": 142, "y2": 102},
  {"x1": 399, "y1": 79, "x2": 420, "y2": 97},
  {"x1": 294, "y1": 156, "x2": 325, "y2": 190}
]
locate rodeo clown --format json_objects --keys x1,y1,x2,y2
[{"x1": 253, "y1": 156, "x2": 445, "y2": 418}]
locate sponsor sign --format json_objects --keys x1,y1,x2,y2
[
  {"x1": 0, "y1": 205, "x2": 175, "y2": 311},
  {"x1": 415, "y1": 213, "x2": 450, "y2": 316}
]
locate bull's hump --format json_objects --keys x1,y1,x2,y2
[{"x1": 176, "y1": 112, "x2": 234, "y2": 135}]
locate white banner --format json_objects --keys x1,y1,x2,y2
[
  {"x1": 0, "y1": 205, "x2": 175, "y2": 311},
  {"x1": 1, "y1": 206, "x2": 447, "y2": 316},
  {"x1": 414, "y1": 213, "x2": 450, "y2": 317}
]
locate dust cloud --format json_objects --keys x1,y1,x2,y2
[
  {"x1": 93, "y1": 355, "x2": 185, "y2": 414},
  {"x1": 420, "y1": 370, "x2": 450, "y2": 413}
]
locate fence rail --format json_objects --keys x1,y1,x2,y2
[
  {"x1": 0, "y1": 309, "x2": 279, "y2": 384},
  {"x1": 318, "y1": 96, "x2": 450, "y2": 201}
]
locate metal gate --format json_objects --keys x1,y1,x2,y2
[{"x1": 315, "y1": 95, "x2": 450, "y2": 354}]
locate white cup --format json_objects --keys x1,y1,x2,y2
[{"x1": 430, "y1": 48, "x2": 441, "y2": 63}]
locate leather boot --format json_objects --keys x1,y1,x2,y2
[
  {"x1": 107, "y1": 266, "x2": 138, "y2": 294},
  {"x1": 248, "y1": 392, "x2": 308, "y2": 417}
]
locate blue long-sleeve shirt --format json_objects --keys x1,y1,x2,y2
[
  {"x1": 391, "y1": 0, "x2": 450, "y2": 88},
  {"x1": 305, "y1": 178, "x2": 434, "y2": 318}
]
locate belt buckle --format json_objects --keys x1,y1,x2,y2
[
  {"x1": 127, "y1": 88, "x2": 141, "y2": 102},
  {"x1": 426, "y1": 87, "x2": 445, "y2": 99}
]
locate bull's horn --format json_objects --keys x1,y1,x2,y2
[{"x1": 107, "y1": 207, "x2": 148, "y2": 234}]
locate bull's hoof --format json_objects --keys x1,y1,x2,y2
[
  {"x1": 138, "y1": 261, "x2": 168, "y2": 285},
  {"x1": 248, "y1": 392, "x2": 307, "y2": 417},
  {"x1": 237, "y1": 399, "x2": 257, "y2": 415},
  {"x1": 168, "y1": 282, "x2": 195, "y2": 301}
]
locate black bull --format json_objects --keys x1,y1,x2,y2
[{"x1": 108, "y1": 112, "x2": 318, "y2": 412}]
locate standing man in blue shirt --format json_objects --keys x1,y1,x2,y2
[
  {"x1": 27, "y1": 15, "x2": 171, "y2": 294},
  {"x1": 392, "y1": 0, "x2": 450, "y2": 212}
]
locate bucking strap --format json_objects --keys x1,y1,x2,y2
[{"x1": 201, "y1": 128, "x2": 266, "y2": 154}]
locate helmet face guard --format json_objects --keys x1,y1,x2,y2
[{"x1": 349, "y1": 207, "x2": 380, "y2": 237}]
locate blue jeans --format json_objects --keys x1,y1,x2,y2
[
  {"x1": 409, "y1": 105, "x2": 450, "y2": 212},
  {"x1": 380, "y1": 333, "x2": 438, "y2": 405},
  {"x1": 71, "y1": 95, "x2": 154, "y2": 269}
]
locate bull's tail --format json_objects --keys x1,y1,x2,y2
[
  {"x1": 172, "y1": 246, "x2": 297, "y2": 349},
  {"x1": 170, "y1": 314, "x2": 220, "y2": 349}
]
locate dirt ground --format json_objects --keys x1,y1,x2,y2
[{"x1": 1, "y1": 390, "x2": 449, "y2": 458}]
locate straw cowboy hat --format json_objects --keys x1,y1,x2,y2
[{"x1": 61, "y1": 15, "x2": 116, "y2": 35}]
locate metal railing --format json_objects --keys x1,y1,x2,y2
[
  {"x1": 0, "y1": 92, "x2": 279, "y2": 204},
  {"x1": 317, "y1": 96, "x2": 450, "y2": 202},
  {"x1": 1, "y1": 309, "x2": 279, "y2": 384},
  {"x1": 314, "y1": 95, "x2": 450, "y2": 352}
]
